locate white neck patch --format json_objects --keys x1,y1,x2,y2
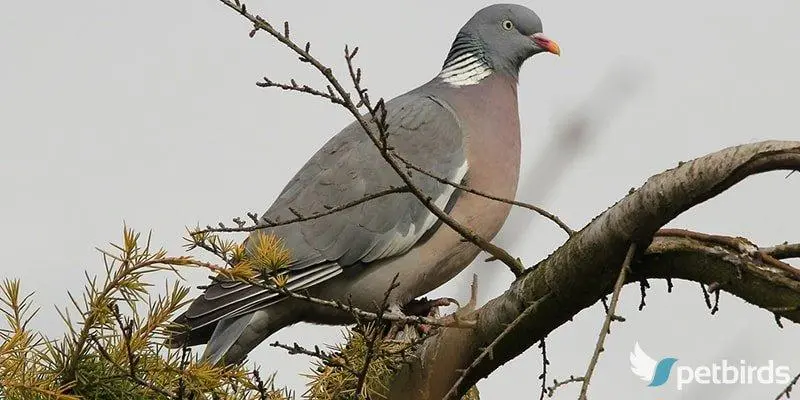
[{"x1": 437, "y1": 52, "x2": 493, "y2": 87}]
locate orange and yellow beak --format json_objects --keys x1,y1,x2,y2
[{"x1": 531, "y1": 33, "x2": 561, "y2": 56}]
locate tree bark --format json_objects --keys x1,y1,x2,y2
[{"x1": 387, "y1": 140, "x2": 800, "y2": 400}]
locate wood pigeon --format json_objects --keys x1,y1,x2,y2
[{"x1": 169, "y1": 3, "x2": 560, "y2": 365}]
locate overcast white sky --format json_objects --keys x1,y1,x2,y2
[{"x1": 1, "y1": 1, "x2": 799, "y2": 399}]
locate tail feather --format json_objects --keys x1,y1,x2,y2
[
  {"x1": 201, "y1": 309, "x2": 278, "y2": 366},
  {"x1": 166, "y1": 301, "x2": 297, "y2": 366},
  {"x1": 164, "y1": 311, "x2": 216, "y2": 348}
]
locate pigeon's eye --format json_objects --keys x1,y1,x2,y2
[{"x1": 501, "y1": 20, "x2": 514, "y2": 31}]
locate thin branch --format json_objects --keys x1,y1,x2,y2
[
  {"x1": 578, "y1": 243, "x2": 636, "y2": 400},
  {"x1": 270, "y1": 341, "x2": 359, "y2": 376},
  {"x1": 111, "y1": 305, "x2": 140, "y2": 383},
  {"x1": 538, "y1": 338, "x2": 548, "y2": 400},
  {"x1": 354, "y1": 275, "x2": 399, "y2": 398},
  {"x1": 711, "y1": 288, "x2": 720, "y2": 315},
  {"x1": 252, "y1": 369, "x2": 268, "y2": 400},
  {"x1": 175, "y1": 342, "x2": 191, "y2": 400},
  {"x1": 657, "y1": 229, "x2": 800, "y2": 280},
  {"x1": 197, "y1": 186, "x2": 409, "y2": 234},
  {"x1": 394, "y1": 153, "x2": 574, "y2": 236},
  {"x1": 763, "y1": 243, "x2": 800, "y2": 260},
  {"x1": 216, "y1": 273, "x2": 472, "y2": 329},
  {"x1": 187, "y1": 239, "x2": 235, "y2": 267},
  {"x1": 443, "y1": 293, "x2": 553, "y2": 400},
  {"x1": 546, "y1": 375, "x2": 584, "y2": 398},
  {"x1": 700, "y1": 282, "x2": 712, "y2": 309},
  {"x1": 638, "y1": 279, "x2": 649, "y2": 311},
  {"x1": 776, "y1": 371, "x2": 800, "y2": 400},
  {"x1": 657, "y1": 228, "x2": 759, "y2": 253},
  {"x1": 256, "y1": 77, "x2": 342, "y2": 104}
]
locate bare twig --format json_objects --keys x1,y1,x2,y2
[
  {"x1": 657, "y1": 228, "x2": 758, "y2": 253},
  {"x1": 700, "y1": 282, "x2": 712, "y2": 309},
  {"x1": 443, "y1": 292, "x2": 553, "y2": 400},
  {"x1": 776, "y1": 371, "x2": 800, "y2": 400},
  {"x1": 638, "y1": 279, "x2": 649, "y2": 311},
  {"x1": 763, "y1": 243, "x2": 800, "y2": 260},
  {"x1": 229, "y1": 274, "x2": 470, "y2": 329},
  {"x1": 657, "y1": 229, "x2": 800, "y2": 280},
  {"x1": 270, "y1": 341, "x2": 359, "y2": 376},
  {"x1": 186, "y1": 238, "x2": 236, "y2": 267},
  {"x1": 176, "y1": 342, "x2": 191, "y2": 400},
  {"x1": 256, "y1": 76, "x2": 341, "y2": 104},
  {"x1": 354, "y1": 275, "x2": 400, "y2": 398},
  {"x1": 546, "y1": 375, "x2": 584, "y2": 398},
  {"x1": 538, "y1": 338, "x2": 548, "y2": 400},
  {"x1": 252, "y1": 368, "x2": 268, "y2": 400},
  {"x1": 711, "y1": 289, "x2": 720, "y2": 315},
  {"x1": 111, "y1": 305, "x2": 140, "y2": 383},
  {"x1": 193, "y1": 258, "x2": 474, "y2": 330},
  {"x1": 395, "y1": 153, "x2": 574, "y2": 236},
  {"x1": 578, "y1": 243, "x2": 637, "y2": 400},
  {"x1": 775, "y1": 313, "x2": 785, "y2": 328},
  {"x1": 196, "y1": 186, "x2": 409, "y2": 234}
]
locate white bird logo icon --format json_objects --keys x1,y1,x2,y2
[{"x1": 630, "y1": 341, "x2": 657, "y2": 382}]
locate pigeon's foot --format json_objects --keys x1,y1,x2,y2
[
  {"x1": 402, "y1": 296, "x2": 459, "y2": 317},
  {"x1": 402, "y1": 297, "x2": 459, "y2": 336},
  {"x1": 434, "y1": 312, "x2": 477, "y2": 330},
  {"x1": 385, "y1": 276, "x2": 480, "y2": 340},
  {"x1": 428, "y1": 274, "x2": 481, "y2": 331}
]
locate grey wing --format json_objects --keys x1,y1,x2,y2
[{"x1": 182, "y1": 94, "x2": 467, "y2": 330}]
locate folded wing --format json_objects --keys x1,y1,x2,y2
[{"x1": 178, "y1": 93, "x2": 467, "y2": 332}]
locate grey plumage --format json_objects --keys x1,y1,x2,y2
[
  {"x1": 168, "y1": 3, "x2": 560, "y2": 365},
  {"x1": 179, "y1": 94, "x2": 467, "y2": 334}
]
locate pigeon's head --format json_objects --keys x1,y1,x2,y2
[{"x1": 440, "y1": 4, "x2": 559, "y2": 84}]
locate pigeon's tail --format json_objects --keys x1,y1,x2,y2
[
  {"x1": 164, "y1": 294, "x2": 299, "y2": 365},
  {"x1": 201, "y1": 309, "x2": 280, "y2": 366},
  {"x1": 164, "y1": 312, "x2": 216, "y2": 349},
  {"x1": 165, "y1": 309, "x2": 288, "y2": 366}
]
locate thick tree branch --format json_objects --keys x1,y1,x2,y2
[{"x1": 388, "y1": 140, "x2": 800, "y2": 399}]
